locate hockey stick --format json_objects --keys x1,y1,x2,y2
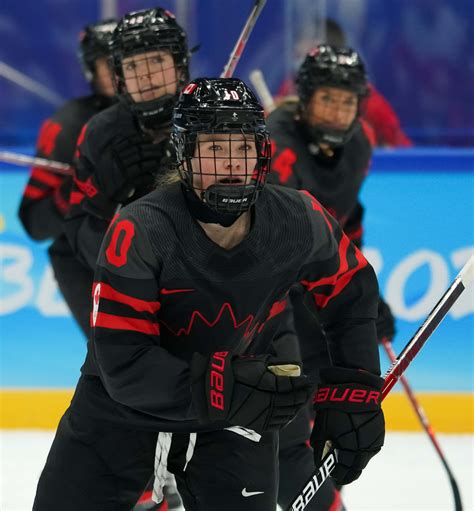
[
  {"x1": 249, "y1": 69, "x2": 276, "y2": 113},
  {"x1": 0, "y1": 150, "x2": 73, "y2": 176},
  {"x1": 287, "y1": 255, "x2": 474, "y2": 511},
  {"x1": 381, "y1": 337, "x2": 462, "y2": 511},
  {"x1": 220, "y1": 0, "x2": 267, "y2": 78}
]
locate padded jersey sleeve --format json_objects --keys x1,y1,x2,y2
[
  {"x1": 296, "y1": 190, "x2": 381, "y2": 376},
  {"x1": 92, "y1": 209, "x2": 194, "y2": 421},
  {"x1": 64, "y1": 113, "x2": 118, "y2": 269},
  {"x1": 18, "y1": 110, "x2": 76, "y2": 240}
]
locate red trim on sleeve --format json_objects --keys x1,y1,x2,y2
[
  {"x1": 94, "y1": 282, "x2": 161, "y2": 314},
  {"x1": 299, "y1": 190, "x2": 334, "y2": 232},
  {"x1": 23, "y1": 185, "x2": 50, "y2": 200},
  {"x1": 31, "y1": 167, "x2": 63, "y2": 188},
  {"x1": 92, "y1": 311, "x2": 160, "y2": 335},
  {"x1": 301, "y1": 234, "x2": 368, "y2": 308}
]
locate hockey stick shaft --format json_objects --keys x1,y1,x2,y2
[
  {"x1": 381, "y1": 338, "x2": 462, "y2": 511},
  {"x1": 220, "y1": 0, "x2": 267, "y2": 78},
  {"x1": 287, "y1": 255, "x2": 474, "y2": 511},
  {"x1": 249, "y1": 69, "x2": 276, "y2": 113},
  {"x1": 0, "y1": 150, "x2": 73, "y2": 176}
]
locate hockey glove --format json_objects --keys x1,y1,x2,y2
[
  {"x1": 99, "y1": 134, "x2": 164, "y2": 203},
  {"x1": 311, "y1": 366, "x2": 385, "y2": 485},
  {"x1": 376, "y1": 296, "x2": 396, "y2": 342},
  {"x1": 191, "y1": 352, "x2": 314, "y2": 434}
]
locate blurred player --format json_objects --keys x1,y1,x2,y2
[
  {"x1": 18, "y1": 18, "x2": 117, "y2": 336},
  {"x1": 278, "y1": 18, "x2": 412, "y2": 147},
  {"x1": 268, "y1": 45, "x2": 395, "y2": 510},
  {"x1": 63, "y1": 8, "x2": 191, "y2": 510},
  {"x1": 32, "y1": 77, "x2": 385, "y2": 511},
  {"x1": 65, "y1": 7, "x2": 189, "y2": 270}
]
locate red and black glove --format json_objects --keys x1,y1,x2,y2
[
  {"x1": 376, "y1": 296, "x2": 396, "y2": 342},
  {"x1": 311, "y1": 366, "x2": 385, "y2": 485},
  {"x1": 191, "y1": 352, "x2": 314, "y2": 434}
]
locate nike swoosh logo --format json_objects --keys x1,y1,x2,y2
[
  {"x1": 241, "y1": 488, "x2": 264, "y2": 497},
  {"x1": 161, "y1": 288, "x2": 195, "y2": 295}
]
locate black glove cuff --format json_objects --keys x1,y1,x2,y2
[{"x1": 319, "y1": 366, "x2": 383, "y2": 388}]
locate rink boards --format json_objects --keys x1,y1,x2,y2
[{"x1": 1, "y1": 147, "x2": 473, "y2": 431}]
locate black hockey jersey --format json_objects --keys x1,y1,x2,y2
[
  {"x1": 18, "y1": 94, "x2": 114, "y2": 335},
  {"x1": 73, "y1": 182, "x2": 380, "y2": 432},
  {"x1": 267, "y1": 102, "x2": 372, "y2": 246},
  {"x1": 65, "y1": 101, "x2": 171, "y2": 270},
  {"x1": 19, "y1": 94, "x2": 113, "y2": 240}
]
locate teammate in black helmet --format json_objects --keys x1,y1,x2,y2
[
  {"x1": 65, "y1": 7, "x2": 190, "y2": 271},
  {"x1": 33, "y1": 78, "x2": 384, "y2": 511},
  {"x1": 18, "y1": 18, "x2": 117, "y2": 336},
  {"x1": 268, "y1": 45, "x2": 395, "y2": 510},
  {"x1": 295, "y1": 45, "x2": 369, "y2": 148}
]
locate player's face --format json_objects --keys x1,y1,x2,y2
[
  {"x1": 306, "y1": 86, "x2": 358, "y2": 131},
  {"x1": 122, "y1": 50, "x2": 178, "y2": 102},
  {"x1": 94, "y1": 57, "x2": 115, "y2": 97},
  {"x1": 191, "y1": 133, "x2": 258, "y2": 192}
]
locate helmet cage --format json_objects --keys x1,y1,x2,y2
[
  {"x1": 173, "y1": 127, "x2": 271, "y2": 215},
  {"x1": 296, "y1": 45, "x2": 368, "y2": 147},
  {"x1": 111, "y1": 9, "x2": 189, "y2": 128}
]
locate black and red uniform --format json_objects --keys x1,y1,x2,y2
[
  {"x1": 64, "y1": 100, "x2": 171, "y2": 270},
  {"x1": 18, "y1": 94, "x2": 114, "y2": 335},
  {"x1": 267, "y1": 101, "x2": 373, "y2": 510},
  {"x1": 33, "y1": 181, "x2": 380, "y2": 511}
]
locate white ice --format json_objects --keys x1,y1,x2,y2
[{"x1": 1, "y1": 431, "x2": 472, "y2": 510}]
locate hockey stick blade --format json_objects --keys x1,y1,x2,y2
[
  {"x1": 286, "y1": 255, "x2": 473, "y2": 511},
  {"x1": 220, "y1": 0, "x2": 267, "y2": 78},
  {"x1": 0, "y1": 150, "x2": 73, "y2": 176}
]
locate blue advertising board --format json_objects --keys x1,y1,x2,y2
[{"x1": 0, "y1": 148, "x2": 473, "y2": 390}]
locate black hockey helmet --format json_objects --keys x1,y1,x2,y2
[
  {"x1": 111, "y1": 8, "x2": 189, "y2": 129},
  {"x1": 171, "y1": 78, "x2": 271, "y2": 216},
  {"x1": 78, "y1": 19, "x2": 117, "y2": 83},
  {"x1": 296, "y1": 44, "x2": 368, "y2": 146}
]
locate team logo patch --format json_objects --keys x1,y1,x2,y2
[{"x1": 92, "y1": 283, "x2": 101, "y2": 326}]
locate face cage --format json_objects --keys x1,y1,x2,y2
[
  {"x1": 113, "y1": 45, "x2": 188, "y2": 125},
  {"x1": 178, "y1": 130, "x2": 271, "y2": 215},
  {"x1": 299, "y1": 86, "x2": 362, "y2": 148}
]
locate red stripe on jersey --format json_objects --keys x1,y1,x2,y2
[
  {"x1": 24, "y1": 185, "x2": 50, "y2": 199},
  {"x1": 95, "y1": 282, "x2": 161, "y2": 314},
  {"x1": 299, "y1": 190, "x2": 333, "y2": 232},
  {"x1": 313, "y1": 246, "x2": 367, "y2": 308},
  {"x1": 301, "y1": 235, "x2": 368, "y2": 308},
  {"x1": 93, "y1": 311, "x2": 160, "y2": 335},
  {"x1": 31, "y1": 167, "x2": 62, "y2": 188},
  {"x1": 70, "y1": 190, "x2": 84, "y2": 205}
]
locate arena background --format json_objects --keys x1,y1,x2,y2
[{"x1": 1, "y1": 0, "x2": 473, "y2": 435}]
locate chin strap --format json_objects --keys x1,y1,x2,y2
[{"x1": 181, "y1": 184, "x2": 241, "y2": 227}]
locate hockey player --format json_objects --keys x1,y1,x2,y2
[
  {"x1": 65, "y1": 7, "x2": 190, "y2": 271},
  {"x1": 277, "y1": 18, "x2": 412, "y2": 147},
  {"x1": 63, "y1": 8, "x2": 191, "y2": 510},
  {"x1": 18, "y1": 18, "x2": 117, "y2": 336},
  {"x1": 33, "y1": 77, "x2": 385, "y2": 511},
  {"x1": 268, "y1": 45, "x2": 395, "y2": 510}
]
